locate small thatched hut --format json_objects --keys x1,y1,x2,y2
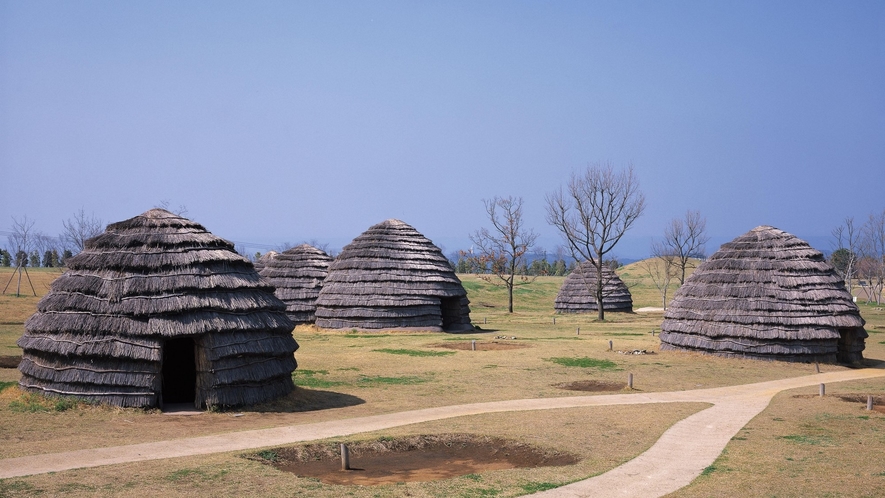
[
  {"x1": 259, "y1": 244, "x2": 332, "y2": 325},
  {"x1": 252, "y1": 250, "x2": 279, "y2": 272},
  {"x1": 18, "y1": 209, "x2": 298, "y2": 409},
  {"x1": 554, "y1": 261, "x2": 633, "y2": 313},
  {"x1": 315, "y1": 219, "x2": 472, "y2": 332},
  {"x1": 659, "y1": 225, "x2": 866, "y2": 363}
]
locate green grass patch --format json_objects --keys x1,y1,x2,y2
[
  {"x1": 521, "y1": 482, "x2": 560, "y2": 492},
  {"x1": 372, "y1": 348, "x2": 455, "y2": 357},
  {"x1": 291, "y1": 370, "x2": 344, "y2": 389},
  {"x1": 357, "y1": 375, "x2": 427, "y2": 386},
  {"x1": 779, "y1": 434, "x2": 834, "y2": 446},
  {"x1": 0, "y1": 380, "x2": 18, "y2": 392},
  {"x1": 546, "y1": 357, "x2": 618, "y2": 370},
  {"x1": 700, "y1": 464, "x2": 717, "y2": 476},
  {"x1": 256, "y1": 450, "x2": 279, "y2": 462},
  {"x1": 8, "y1": 393, "x2": 80, "y2": 413}
]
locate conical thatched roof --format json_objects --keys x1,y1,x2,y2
[
  {"x1": 259, "y1": 244, "x2": 332, "y2": 325},
  {"x1": 18, "y1": 209, "x2": 298, "y2": 408},
  {"x1": 554, "y1": 261, "x2": 633, "y2": 313},
  {"x1": 659, "y1": 226, "x2": 866, "y2": 363},
  {"x1": 315, "y1": 219, "x2": 472, "y2": 332},
  {"x1": 252, "y1": 250, "x2": 279, "y2": 272}
]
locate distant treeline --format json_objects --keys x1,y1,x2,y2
[
  {"x1": 448, "y1": 252, "x2": 623, "y2": 276},
  {"x1": 0, "y1": 249, "x2": 71, "y2": 268}
]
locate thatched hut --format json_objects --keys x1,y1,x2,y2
[
  {"x1": 18, "y1": 209, "x2": 298, "y2": 409},
  {"x1": 252, "y1": 250, "x2": 279, "y2": 272},
  {"x1": 315, "y1": 219, "x2": 472, "y2": 332},
  {"x1": 259, "y1": 244, "x2": 332, "y2": 325},
  {"x1": 659, "y1": 226, "x2": 866, "y2": 363},
  {"x1": 554, "y1": 261, "x2": 633, "y2": 313}
]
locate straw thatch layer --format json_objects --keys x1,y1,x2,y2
[
  {"x1": 315, "y1": 219, "x2": 472, "y2": 332},
  {"x1": 554, "y1": 262, "x2": 633, "y2": 313},
  {"x1": 18, "y1": 209, "x2": 298, "y2": 408},
  {"x1": 659, "y1": 226, "x2": 867, "y2": 363},
  {"x1": 259, "y1": 244, "x2": 332, "y2": 324}
]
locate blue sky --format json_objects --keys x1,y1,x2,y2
[{"x1": 1, "y1": 1, "x2": 883, "y2": 259}]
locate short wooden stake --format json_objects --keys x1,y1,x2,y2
[
  {"x1": 815, "y1": 362, "x2": 820, "y2": 373},
  {"x1": 471, "y1": 340, "x2": 476, "y2": 351},
  {"x1": 867, "y1": 395, "x2": 874, "y2": 411},
  {"x1": 484, "y1": 317, "x2": 487, "y2": 324},
  {"x1": 576, "y1": 327, "x2": 580, "y2": 335},
  {"x1": 553, "y1": 317, "x2": 556, "y2": 325},
  {"x1": 340, "y1": 443, "x2": 350, "y2": 470},
  {"x1": 628, "y1": 373, "x2": 634, "y2": 389},
  {"x1": 819, "y1": 383, "x2": 825, "y2": 397},
  {"x1": 609, "y1": 340, "x2": 613, "y2": 351}
]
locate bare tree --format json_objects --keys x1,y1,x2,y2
[
  {"x1": 660, "y1": 210, "x2": 709, "y2": 285},
  {"x1": 858, "y1": 209, "x2": 885, "y2": 305},
  {"x1": 62, "y1": 208, "x2": 104, "y2": 254},
  {"x1": 831, "y1": 217, "x2": 860, "y2": 294},
  {"x1": 3, "y1": 216, "x2": 37, "y2": 296},
  {"x1": 469, "y1": 196, "x2": 539, "y2": 313},
  {"x1": 546, "y1": 162, "x2": 645, "y2": 320},
  {"x1": 641, "y1": 240, "x2": 679, "y2": 309}
]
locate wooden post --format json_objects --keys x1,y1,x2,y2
[
  {"x1": 576, "y1": 327, "x2": 580, "y2": 335},
  {"x1": 553, "y1": 317, "x2": 556, "y2": 325},
  {"x1": 867, "y1": 395, "x2": 874, "y2": 411},
  {"x1": 484, "y1": 317, "x2": 487, "y2": 324},
  {"x1": 609, "y1": 340, "x2": 613, "y2": 351},
  {"x1": 628, "y1": 373, "x2": 634, "y2": 389},
  {"x1": 340, "y1": 443, "x2": 350, "y2": 470},
  {"x1": 815, "y1": 362, "x2": 820, "y2": 373},
  {"x1": 471, "y1": 340, "x2": 476, "y2": 351},
  {"x1": 819, "y1": 383, "x2": 825, "y2": 397}
]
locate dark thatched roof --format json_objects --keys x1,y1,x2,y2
[
  {"x1": 659, "y1": 225, "x2": 866, "y2": 364},
  {"x1": 554, "y1": 261, "x2": 633, "y2": 313},
  {"x1": 259, "y1": 244, "x2": 332, "y2": 325},
  {"x1": 18, "y1": 209, "x2": 298, "y2": 408},
  {"x1": 315, "y1": 219, "x2": 472, "y2": 332}
]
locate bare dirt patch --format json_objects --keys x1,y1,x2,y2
[
  {"x1": 553, "y1": 380, "x2": 626, "y2": 392},
  {"x1": 0, "y1": 356, "x2": 20, "y2": 368},
  {"x1": 432, "y1": 341, "x2": 530, "y2": 351},
  {"x1": 248, "y1": 434, "x2": 579, "y2": 485}
]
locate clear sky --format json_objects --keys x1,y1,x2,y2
[{"x1": 1, "y1": 1, "x2": 883, "y2": 259}]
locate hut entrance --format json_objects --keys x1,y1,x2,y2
[
  {"x1": 440, "y1": 297, "x2": 461, "y2": 330},
  {"x1": 162, "y1": 337, "x2": 197, "y2": 405}
]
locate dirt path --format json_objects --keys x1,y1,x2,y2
[{"x1": 1, "y1": 368, "x2": 883, "y2": 497}]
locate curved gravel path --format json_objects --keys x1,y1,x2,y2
[{"x1": 1, "y1": 367, "x2": 882, "y2": 497}]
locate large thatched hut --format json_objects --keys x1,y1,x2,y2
[
  {"x1": 315, "y1": 219, "x2": 472, "y2": 332},
  {"x1": 554, "y1": 261, "x2": 633, "y2": 313},
  {"x1": 659, "y1": 226, "x2": 866, "y2": 363},
  {"x1": 18, "y1": 209, "x2": 298, "y2": 409},
  {"x1": 259, "y1": 244, "x2": 332, "y2": 325}
]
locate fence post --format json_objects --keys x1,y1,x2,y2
[{"x1": 341, "y1": 443, "x2": 350, "y2": 470}]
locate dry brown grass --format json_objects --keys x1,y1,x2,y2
[{"x1": 1, "y1": 267, "x2": 883, "y2": 497}]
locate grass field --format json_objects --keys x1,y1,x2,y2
[{"x1": 1, "y1": 265, "x2": 884, "y2": 497}]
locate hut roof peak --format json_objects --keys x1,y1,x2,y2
[
  {"x1": 141, "y1": 208, "x2": 179, "y2": 219},
  {"x1": 379, "y1": 219, "x2": 409, "y2": 227}
]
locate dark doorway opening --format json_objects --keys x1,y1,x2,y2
[
  {"x1": 162, "y1": 337, "x2": 196, "y2": 405},
  {"x1": 440, "y1": 297, "x2": 462, "y2": 331}
]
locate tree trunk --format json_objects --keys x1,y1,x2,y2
[{"x1": 508, "y1": 283, "x2": 514, "y2": 313}]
